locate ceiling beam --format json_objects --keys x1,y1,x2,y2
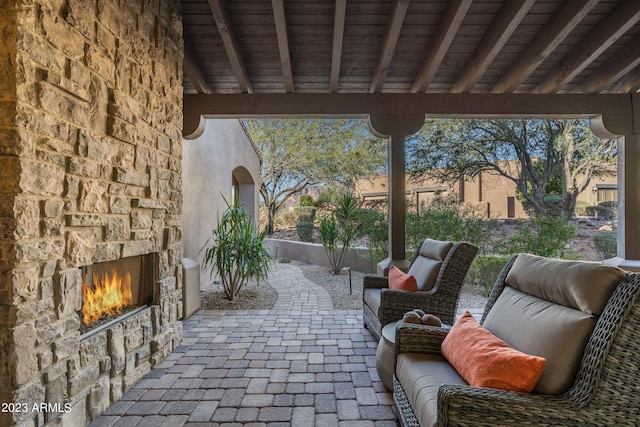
[
  {"x1": 370, "y1": 0, "x2": 410, "y2": 93},
  {"x1": 412, "y1": 0, "x2": 472, "y2": 93},
  {"x1": 183, "y1": 36, "x2": 213, "y2": 94},
  {"x1": 208, "y1": 0, "x2": 253, "y2": 94},
  {"x1": 272, "y1": 0, "x2": 295, "y2": 93},
  {"x1": 184, "y1": 93, "x2": 630, "y2": 119},
  {"x1": 580, "y1": 35, "x2": 640, "y2": 93},
  {"x1": 491, "y1": 0, "x2": 599, "y2": 94},
  {"x1": 612, "y1": 66, "x2": 640, "y2": 93},
  {"x1": 451, "y1": 0, "x2": 535, "y2": 93},
  {"x1": 330, "y1": 0, "x2": 347, "y2": 92},
  {"x1": 534, "y1": 0, "x2": 640, "y2": 94}
]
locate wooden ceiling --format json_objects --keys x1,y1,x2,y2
[
  {"x1": 180, "y1": 0, "x2": 640, "y2": 136},
  {"x1": 181, "y1": 0, "x2": 640, "y2": 96}
]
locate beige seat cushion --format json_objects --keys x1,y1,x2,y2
[
  {"x1": 396, "y1": 353, "x2": 467, "y2": 427},
  {"x1": 408, "y1": 240, "x2": 453, "y2": 291},
  {"x1": 483, "y1": 286, "x2": 596, "y2": 395},
  {"x1": 363, "y1": 288, "x2": 381, "y2": 315},
  {"x1": 505, "y1": 253, "x2": 625, "y2": 315}
]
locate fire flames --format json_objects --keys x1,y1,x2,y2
[{"x1": 82, "y1": 269, "x2": 133, "y2": 325}]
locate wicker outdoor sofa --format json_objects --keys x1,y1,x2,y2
[
  {"x1": 393, "y1": 253, "x2": 640, "y2": 427},
  {"x1": 362, "y1": 239, "x2": 478, "y2": 340}
]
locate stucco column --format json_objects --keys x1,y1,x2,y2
[
  {"x1": 611, "y1": 134, "x2": 640, "y2": 271},
  {"x1": 590, "y1": 100, "x2": 640, "y2": 271},
  {"x1": 369, "y1": 114, "x2": 424, "y2": 274}
]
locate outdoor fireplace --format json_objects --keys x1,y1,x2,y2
[
  {"x1": 79, "y1": 254, "x2": 157, "y2": 336},
  {"x1": 0, "y1": 1, "x2": 185, "y2": 426}
]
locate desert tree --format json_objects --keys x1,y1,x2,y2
[
  {"x1": 407, "y1": 119, "x2": 616, "y2": 219},
  {"x1": 244, "y1": 118, "x2": 386, "y2": 234}
]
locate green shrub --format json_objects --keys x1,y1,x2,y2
[
  {"x1": 498, "y1": 215, "x2": 577, "y2": 258},
  {"x1": 521, "y1": 194, "x2": 563, "y2": 218},
  {"x1": 593, "y1": 231, "x2": 617, "y2": 260},
  {"x1": 294, "y1": 205, "x2": 316, "y2": 222},
  {"x1": 543, "y1": 194, "x2": 563, "y2": 217},
  {"x1": 405, "y1": 195, "x2": 491, "y2": 254},
  {"x1": 574, "y1": 200, "x2": 592, "y2": 217},
  {"x1": 354, "y1": 208, "x2": 387, "y2": 263},
  {"x1": 276, "y1": 209, "x2": 297, "y2": 227},
  {"x1": 466, "y1": 255, "x2": 511, "y2": 296},
  {"x1": 316, "y1": 185, "x2": 345, "y2": 207},
  {"x1": 298, "y1": 194, "x2": 314, "y2": 207},
  {"x1": 586, "y1": 202, "x2": 617, "y2": 220},
  {"x1": 296, "y1": 221, "x2": 314, "y2": 242}
]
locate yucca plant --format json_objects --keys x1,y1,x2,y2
[
  {"x1": 201, "y1": 198, "x2": 271, "y2": 301},
  {"x1": 318, "y1": 192, "x2": 361, "y2": 274}
]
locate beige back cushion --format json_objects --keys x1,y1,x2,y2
[
  {"x1": 483, "y1": 254, "x2": 625, "y2": 395},
  {"x1": 505, "y1": 253, "x2": 625, "y2": 315},
  {"x1": 483, "y1": 287, "x2": 595, "y2": 395},
  {"x1": 408, "y1": 240, "x2": 453, "y2": 291}
]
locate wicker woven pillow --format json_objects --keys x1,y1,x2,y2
[{"x1": 441, "y1": 311, "x2": 546, "y2": 393}]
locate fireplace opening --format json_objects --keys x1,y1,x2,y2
[{"x1": 79, "y1": 254, "x2": 156, "y2": 336}]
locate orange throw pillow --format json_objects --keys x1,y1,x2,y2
[
  {"x1": 388, "y1": 265, "x2": 418, "y2": 291},
  {"x1": 441, "y1": 311, "x2": 546, "y2": 393}
]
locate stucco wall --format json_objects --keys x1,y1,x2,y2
[
  {"x1": 264, "y1": 239, "x2": 376, "y2": 274},
  {"x1": 182, "y1": 119, "x2": 261, "y2": 288}
]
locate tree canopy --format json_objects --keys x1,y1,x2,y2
[
  {"x1": 407, "y1": 119, "x2": 616, "y2": 219},
  {"x1": 243, "y1": 118, "x2": 386, "y2": 234}
]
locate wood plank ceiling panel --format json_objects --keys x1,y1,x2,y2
[
  {"x1": 285, "y1": 0, "x2": 334, "y2": 92},
  {"x1": 208, "y1": 0, "x2": 254, "y2": 93},
  {"x1": 491, "y1": 0, "x2": 600, "y2": 93},
  {"x1": 451, "y1": 0, "x2": 536, "y2": 93},
  {"x1": 370, "y1": 0, "x2": 411, "y2": 93},
  {"x1": 411, "y1": 0, "x2": 473, "y2": 92},
  {"x1": 385, "y1": 1, "x2": 443, "y2": 89},
  {"x1": 534, "y1": 0, "x2": 640, "y2": 93},
  {"x1": 272, "y1": 0, "x2": 295, "y2": 92},
  {"x1": 527, "y1": 1, "x2": 630, "y2": 93},
  {"x1": 330, "y1": 0, "x2": 347, "y2": 92},
  {"x1": 229, "y1": 0, "x2": 282, "y2": 93},
  {"x1": 180, "y1": 0, "x2": 640, "y2": 97}
]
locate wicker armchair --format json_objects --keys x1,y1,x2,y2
[
  {"x1": 362, "y1": 239, "x2": 478, "y2": 340},
  {"x1": 393, "y1": 254, "x2": 640, "y2": 427}
]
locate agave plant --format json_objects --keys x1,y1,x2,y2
[{"x1": 201, "y1": 198, "x2": 271, "y2": 301}]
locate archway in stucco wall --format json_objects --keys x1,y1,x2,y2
[{"x1": 232, "y1": 165, "x2": 257, "y2": 224}]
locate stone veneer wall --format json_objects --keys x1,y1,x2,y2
[{"x1": 0, "y1": 0, "x2": 184, "y2": 425}]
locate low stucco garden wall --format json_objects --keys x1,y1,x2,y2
[{"x1": 265, "y1": 239, "x2": 376, "y2": 274}]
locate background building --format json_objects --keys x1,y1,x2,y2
[{"x1": 357, "y1": 164, "x2": 617, "y2": 219}]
